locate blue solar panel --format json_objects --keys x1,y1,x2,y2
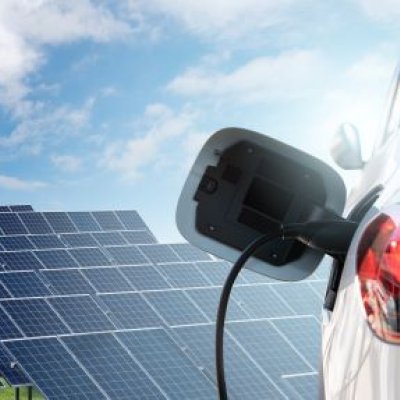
[
  {"x1": 34, "y1": 249, "x2": 79, "y2": 269},
  {"x1": 60, "y1": 233, "x2": 98, "y2": 248},
  {"x1": 227, "y1": 320, "x2": 313, "y2": 383},
  {"x1": 106, "y1": 246, "x2": 149, "y2": 266},
  {"x1": 156, "y1": 263, "x2": 211, "y2": 288},
  {"x1": 0, "y1": 236, "x2": 34, "y2": 251},
  {"x1": 271, "y1": 317, "x2": 321, "y2": 370},
  {"x1": 29, "y1": 235, "x2": 65, "y2": 249},
  {"x1": 0, "y1": 345, "x2": 30, "y2": 386},
  {"x1": 283, "y1": 373, "x2": 319, "y2": 400},
  {"x1": 271, "y1": 283, "x2": 322, "y2": 316},
  {"x1": 0, "y1": 214, "x2": 27, "y2": 235},
  {"x1": 42, "y1": 212, "x2": 77, "y2": 233},
  {"x1": 233, "y1": 285, "x2": 294, "y2": 318},
  {"x1": 81, "y1": 267, "x2": 133, "y2": 293},
  {"x1": 186, "y1": 287, "x2": 250, "y2": 321},
  {"x1": 138, "y1": 244, "x2": 180, "y2": 264},
  {"x1": 195, "y1": 261, "x2": 248, "y2": 286},
  {"x1": 17, "y1": 213, "x2": 52, "y2": 234},
  {"x1": 0, "y1": 252, "x2": 43, "y2": 271},
  {"x1": 92, "y1": 211, "x2": 124, "y2": 231},
  {"x1": 40, "y1": 269, "x2": 95, "y2": 295},
  {"x1": 0, "y1": 298, "x2": 70, "y2": 337},
  {"x1": 0, "y1": 271, "x2": 52, "y2": 298},
  {"x1": 98, "y1": 293, "x2": 162, "y2": 329},
  {"x1": 69, "y1": 248, "x2": 111, "y2": 267},
  {"x1": 0, "y1": 308, "x2": 23, "y2": 340},
  {"x1": 119, "y1": 265, "x2": 172, "y2": 291},
  {"x1": 0, "y1": 206, "x2": 10, "y2": 213},
  {"x1": 241, "y1": 269, "x2": 274, "y2": 284},
  {"x1": 4, "y1": 338, "x2": 107, "y2": 399},
  {"x1": 144, "y1": 290, "x2": 209, "y2": 326},
  {"x1": 62, "y1": 333, "x2": 165, "y2": 399},
  {"x1": 173, "y1": 324, "x2": 286, "y2": 399},
  {"x1": 48, "y1": 296, "x2": 116, "y2": 333},
  {"x1": 170, "y1": 243, "x2": 212, "y2": 262},
  {"x1": 121, "y1": 230, "x2": 157, "y2": 245},
  {"x1": 0, "y1": 282, "x2": 11, "y2": 299},
  {"x1": 115, "y1": 210, "x2": 148, "y2": 230},
  {"x1": 92, "y1": 231, "x2": 127, "y2": 246},
  {"x1": 67, "y1": 212, "x2": 101, "y2": 232},
  {"x1": 308, "y1": 281, "x2": 327, "y2": 300},
  {"x1": 10, "y1": 205, "x2": 33, "y2": 212},
  {"x1": 117, "y1": 329, "x2": 216, "y2": 400}
]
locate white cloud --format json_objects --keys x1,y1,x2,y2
[
  {"x1": 167, "y1": 49, "x2": 324, "y2": 103},
  {"x1": 0, "y1": 0, "x2": 131, "y2": 115},
  {"x1": 101, "y1": 103, "x2": 197, "y2": 180},
  {"x1": 51, "y1": 154, "x2": 83, "y2": 173},
  {"x1": 356, "y1": 0, "x2": 400, "y2": 21},
  {"x1": 0, "y1": 175, "x2": 47, "y2": 190},
  {"x1": 128, "y1": 0, "x2": 297, "y2": 39}
]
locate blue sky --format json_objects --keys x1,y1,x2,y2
[{"x1": 0, "y1": 0, "x2": 399, "y2": 241}]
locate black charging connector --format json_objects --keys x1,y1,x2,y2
[{"x1": 216, "y1": 218, "x2": 358, "y2": 400}]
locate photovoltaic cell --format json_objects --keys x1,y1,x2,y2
[
  {"x1": 271, "y1": 283, "x2": 322, "y2": 316},
  {"x1": 227, "y1": 320, "x2": 313, "y2": 383},
  {"x1": 48, "y1": 296, "x2": 115, "y2": 333},
  {"x1": 69, "y1": 248, "x2": 111, "y2": 267},
  {"x1": 169, "y1": 243, "x2": 212, "y2": 262},
  {"x1": 67, "y1": 212, "x2": 101, "y2": 232},
  {"x1": 241, "y1": 269, "x2": 274, "y2": 284},
  {"x1": 121, "y1": 231, "x2": 157, "y2": 245},
  {"x1": 10, "y1": 205, "x2": 33, "y2": 212},
  {"x1": 60, "y1": 233, "x2": 98, "y2": 248},
  {"x1": 138, "y1": 245, "x2": 180, "y2": 264},
  {"x1": 118, "y1": 329, "x2": 216, "y2": 400},
  {"x1": 0, "y1": 214, "x2": 27, "y2": 235},
  {"x1": 34, "y1": 249, "x2": 79, "y2": 269},
  {"x1": 29, "y1": 235, "x2": 65, "y2": 249},
  {"x1": 4, "y1": 338, "x2": 107, "y2": 399},
  {"x1": 185, "y1": 287, "x2": 250, "y2": 321},
  {"x1": 92, "y1": 231, "x2": 127, "y2": 246},
  {"x1": 115, "y1": 210, "x2": 148, "y2": 230},
  {"x1": 98, "y1": 293, "x2": 162, "y2": 329},
  {"x1": 283, "y1": 373, "x2": 319, "y2": 400},
  {"x1": 271, "y1": 317, "x2": 321, "y2": 370},
  {"x1": 106, "y1": 246, "x2": 149, "y2": 266},
  {"x1": 0, "y1": 272, "x2": 52, "y2": 298},
  {"x1": 119, "y1": 265, "x2": 172, "y2": 291},
  {"x1": 0, "y1": 252, "x2": 43, "y2": 271},
  {"x1": 0, "y1": 236, "x2": 34, "y2": 251},
  {"x1": 156, "y1": 263, "x2": 211, "y2": 288},
  {"x1": 144, "y1": 290, "x2": 209, "y2": 326},
  {"x1": 92, "y1": 211, "x2": 124, "y2": 231},
  {"x1": 17, "y1": 213, "x2": 52, "y2": 235},
  {"x1": 173, "y1": 324, "x2": 286, "y2": 400},
  {"x1": 42, "y1": 212, "x2": 77, "y2": 233},
  {"x1": 0, "y1": 206, "x2": 10, "y2": 213},
  {"x1": 81, "y1": 267, "x2": 133, "y2": 293},
  {"x1": 195, "y1": 261, "x2": 247, "y2": 286},
  {"x1": 62, "y1": 333, "x2": 165, "y2": 400},
  {"x1": 0, "y1": 282, "x2": 11, "y2": 299},
  {"x1": 233, "y1": 285, "x2": 294, "y2": 318},
  {"x1": 0, "y1": 346, "x2": 29, "y2": 386},
  {"x1": 40, "y1": 269, "x2": 95, "y2": 295},
  {"x1": 1, "y1": 298, "x2": 70, "y2": 337},
  {"x1": 308, "y1": 281, "x2": 327, "y2": 300},
  {"x1": 0, "y1": 308, "x2": 22, "y2": 340}
]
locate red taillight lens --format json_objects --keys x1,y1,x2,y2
[{"x1": 357, "y1": 212, "x2": 400, "y2": 343}]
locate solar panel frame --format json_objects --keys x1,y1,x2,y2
[{"x1": 17, "y1": 213, "x2": 53, "y2": 235}]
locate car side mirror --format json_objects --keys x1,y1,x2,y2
[
  {"x1": 176, "y1": 127, "x2": 347, "y2": 281},
  {"x1": 330, "y1": 123, "x2": 364, "y2": 170}
]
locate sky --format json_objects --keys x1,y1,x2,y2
[{"x1": 0, "y1": 0, "x2": 399, "y2": 241}]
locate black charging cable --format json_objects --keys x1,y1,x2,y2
[{"x1": 215, "y1": 219, "x2": 358, "y2": 400}]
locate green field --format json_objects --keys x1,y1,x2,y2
[{"x1": 0, "y1": 383, "x2": 43, "y2": 400}]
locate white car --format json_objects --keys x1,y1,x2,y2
[
  {"x1": 322, "y1": 67, "x2": 400, "y2": 399},
  {"x1": 177, "y1": 66, "x2": 400, "y2": 400}
]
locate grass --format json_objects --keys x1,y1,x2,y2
[{"x1": 0, "y1": 384, "x2": 44, "y2": 400}]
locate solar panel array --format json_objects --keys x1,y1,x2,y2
[{"x1": 0, "y1": 205, "x2": 328, "y2": 399}]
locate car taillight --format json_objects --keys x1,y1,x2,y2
[{"x1": 357, "y1": 209, "x2": 400, "y2": 343}]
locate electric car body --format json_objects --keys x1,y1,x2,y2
[{"x1": 322, "y1": 67, "x2": 400, "y2": 399}]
